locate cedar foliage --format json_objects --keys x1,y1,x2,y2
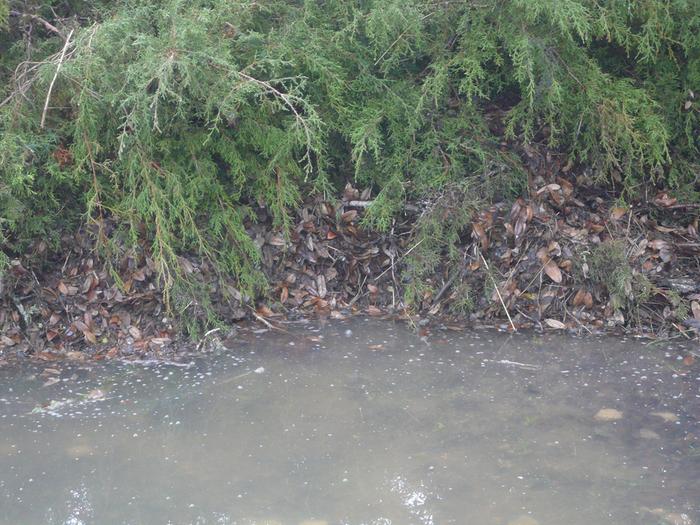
[{"x1": 1, "y1": 0, "x2": 698, "y2": 319}]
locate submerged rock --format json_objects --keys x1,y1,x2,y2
[
  {"x1": 642, "y1": 508, "x2": 694, "y2": 525},
  {"x1": 651, "y1": 411, "x2": 679, "y2": 423},
  {"x1": 507, "y1": 516, "x2": 540, "y2": 525},
  {"x1": 594, "y1": 408, "x2": 623, "y2": 421},
  {"x1": 663, "y1": 514, "x2": 694, "y2": 525},
  {"x1": 639, "y1": 428, "x2": 661, "y2": 440}
]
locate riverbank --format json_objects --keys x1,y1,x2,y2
[{"x1": 2, "y1": 162, "x2": 700, "y2": 363}]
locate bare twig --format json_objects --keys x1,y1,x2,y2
[
  {"x1": 196, "y1": 327, "x2": 221, "y2": 352},
  {"x1": 347, "y1": 200, "x2": 374, "y2": 208},
  {"x1": 348, "y1": 274, "x2": 368, "y2": 308},
  {"x1": 40, "y1": 29, "x2": 74, "y2": 129},
  {"x1": 484, "y1": 359, "x2": 540, "y2": 371},
  {"x1": 671, "y1": 322, "x2": 693, "y2": 339},
  {"x1": 433, "y1": 267, "x2": 461, "y2": 304},
  {"x1": 564, "y1": 303, "x2": 593, "y2": 334},
  {"x1": 515, "y1": 306, "x2": 543, "y2": 330},
  {"x1": 480, "y1": 251, "x2": 517, "y2": 332},
  {"x1": 10, "y1": 10, "x2": 65, "y2": 39},
  {"x1": 659, "y1": 203, "x2": 700, "y2": 210},
  {"x1": 374, "y1": 238, "x2": 424, "y2": 281},
  {"x1": 248, "y1": 306, "x2": 289, "y2": 333}
]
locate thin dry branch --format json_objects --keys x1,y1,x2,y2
[
  {"x1": 374, "y1": 238, "x2": 424, "y2": 281},
  {"x1": 0, "y1": 27, "x2": 95, "y2": 110},
  {"x1": 9, "y1": 10, "x2": 65, "y2": 39},
  {"x1": 480, "y1": 251, "x2": 517, "y2": 331},
  {"x1": 40, "y1": 29, "x2": 74, "y2": 129}
]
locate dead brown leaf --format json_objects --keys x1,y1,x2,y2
[
  {"x1": 536, "y1": 183, "x2": 561, "y2": 195},
  {"x1": 341, "y1": 210, "x2": 358, "y2": 223},
  {"x1": 543, "y1": 260, "x2": 562, "y2": 283},
  {"x1": 692, "y1": 301, "x2": 700, "y2": 320},
  {"x1": 544, "y1": 318, "x2": 566, "y2": 329},
  {"x1": 366, "y1": 305, "x2": 382, "y2": 316},
  {"x1": 257, "y1": 305, "x2": 274, "y2": 317},
  {"x1": 654, "y1": 193, "x2": 677, "y2": 207},
  {"x1": 610, "y1": 207, "x2": 627, "y2": 220},
  {"x1": 128, "y1": 326, "x2": 142, "y2": 340},
  {"x1": 316, "y1": 275, "x2": 327, "y2": 299}
]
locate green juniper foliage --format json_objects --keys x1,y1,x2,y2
[
  {"x1": 585, "y1": 240, "x2": 652, "y2": 312},
  {"x1": 1, "y1": 0, "x2": 698, "y2": 319}
]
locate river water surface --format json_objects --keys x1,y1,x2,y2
[{"x1": 1, "y1": 319, "x2": 698, "y2": 525}]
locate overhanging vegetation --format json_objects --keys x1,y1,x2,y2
[{"x1": 1, "y1": 0, "x2": 698, "y2": 322}]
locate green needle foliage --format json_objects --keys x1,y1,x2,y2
[{"x1": 1, "y1": 0, "x2": 698, "y2": 319}]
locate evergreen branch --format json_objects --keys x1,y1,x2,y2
[
  {"x1": 374, "y1": 11, "x2": 436, "y2": 66},
  {"x1": 237, "y1": 71, "x2": 315, "y2": 174}
]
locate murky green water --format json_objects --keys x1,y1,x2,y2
[{"x1": 1, "y1": 320, "x2": 698, "y2": 525}]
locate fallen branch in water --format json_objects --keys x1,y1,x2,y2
[
  {"x1": 484, "y1": 359, "x2": 540, "y2": 370},
  {"x1": 248, "y1": 306, "x2": 289, "y2": 333}
]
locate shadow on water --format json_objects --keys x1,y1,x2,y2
[{"x1": 1, "y1": 319, "x2": 698, "y2": 525}]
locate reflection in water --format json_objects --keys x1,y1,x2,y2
[{"x1": 0, "y1": 319, "x2": 698, "y2": 525}]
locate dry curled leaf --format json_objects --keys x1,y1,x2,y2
[
  {"x1": 316, "y1": 274, "x2": 327, "y2": 299},
  {"x1": 610, "y1": 207, "x2": 627, "y2": 220},
  {"x1": 544, "y1": 260, "x2": 562, "y2": 283},
  {"x1": 572, "y1": 289, "x2": 586, "y2": 306},
  {"x1": 84, "y1": 330, "x2": 97, "y2": 344},
  {"x1": 366, "y1": 305, "x2": 382, "y2": 316},
  {"x1": 691, "y1": 301, "x2": 700, "y2": 320},
  {"x1": 544, "y1": 318, "x2": 566, "y2": 329},
  {"x1": 128, "y1": 326, "x2": 142, "y2": 340},
  {"x1": 654, "y1": 193, "x2": 677, "y2": 207},
  {"x1": 341, "y1": 210, "x2": 358, "y2": 223},
  {"x1": 536, "y1": 183, "x2": 561, "y2": 195},
  {"x1": 257, "y1": 305, "x2": 274, "y2": 317},
  {"x1": 1, "y1": 335, "x2": 16, "y2": 347}
]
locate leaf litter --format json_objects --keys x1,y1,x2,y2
[{"x1": 2, "y1": 143, "x2": 700, "y2": 364}]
